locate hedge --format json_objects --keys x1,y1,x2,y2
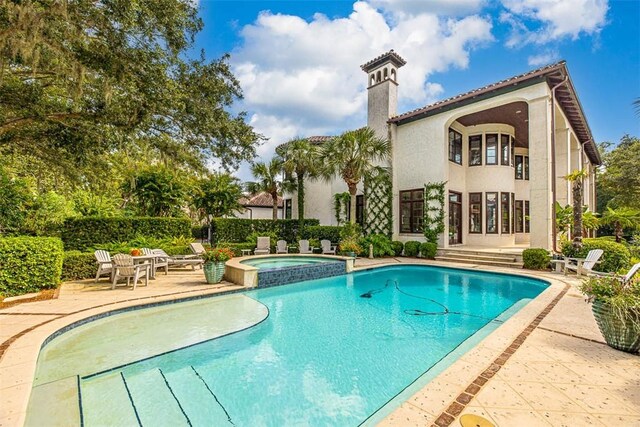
[
  {"x1": 62, "y1": 251, "x2": 96, "y2": 281},
  {"x1": 561, "y1": 238, "x2": 630, "y2": 273},
  {"x1": 391, "y1": 241, "x2": 404, "y2": 256},
  {"x1": 404, "y1": 241, "x2": 421, "y2": 257},
  {"x1": 301, "y1": 225, "x2": 342, "y2": 244},
  {"x1": 420, "y1": 242, "x2": 438, "y2": 259},
  {"x1": 523, "y1": 248, "x2": 551, "y2": 270},
  {"x1": 0, "y1": 237, "x2": 64, "y2": 298},
  {"x1": 211, "y1": 218, "x2": 320, "y2": 243},
  {"x1": 61, "y1": 217, "x2": 192, "y2": 251},
  {"x1": 217, "y1": 242, "x2": 256, "y2": 257}
]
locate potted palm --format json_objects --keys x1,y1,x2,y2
[
  {"x1": 202, "y1": 247, "x2": 234, "y2": 284},
  {"x1": 580, "y1": 275, "x2": 640, "y2": 353}
]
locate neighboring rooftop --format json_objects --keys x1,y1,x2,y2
[
  {"x1": 360, "y1": 49, "x2": 407, "y2": 72},
  {"x1": 239, "y1": 192, "x2": 283, "y2": 208},
  {"x1": 390, "y1": 61, "x2": 600, "y2": 165}
]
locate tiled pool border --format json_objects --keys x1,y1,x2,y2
[{"x1": 0, "y1": 262, "x2": 569, "y2": 427}]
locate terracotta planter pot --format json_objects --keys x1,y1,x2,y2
[
  {"x1": 203, "y1": 262, "x2": 225, "y2": 284},
  {"x1": 592, "y1": 299, "x2": 640, "y2": 353}
]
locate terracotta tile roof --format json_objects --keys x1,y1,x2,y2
[
  {"x1": 240, "y1": 192, "x2": 283, "y2": 208},
  {"x1": 360, "y1": 49, "x2": 407, "y2": 72},
  {"x1": 389, "y1": 61, "x2": 600, "y2": 165}
]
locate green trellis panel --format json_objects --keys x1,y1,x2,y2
[{"x1": 364, "y1": 168, "x2": 393, "y2": 237}]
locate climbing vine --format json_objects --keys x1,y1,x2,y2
[
  {"x1": 364, "y1": 167, "x2": 393, "y2": 237},
  {"x1": 333, "y1": 192, "x2": 351, "y2": 225},
  {"x1": 423, "y1": 181, "x2": 446, "y2": 244}
]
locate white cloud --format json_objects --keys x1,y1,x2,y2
[
  {"x1": 231, "y1": 0, "x2": 493, "y2": 180},
  {"x1": 527, "y1": 50, "x2": 560, "y2": 66},
  {"x1": 501, "y1": 0, "x2": 609, "y2": 46},
  {"x1": 370, "y1": 0, "x2": 486, "y2": 17}
]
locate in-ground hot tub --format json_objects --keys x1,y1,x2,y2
[{"x1": 225, "y1": 254, "x2": 355, "y2": 288}]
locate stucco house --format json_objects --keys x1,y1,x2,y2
[
  {"x1": 283, "y1": 50, "x2": 600, "y2": 254},
  {"x1": 236, "y1": 192, "x2": 283, "y2": 219}
]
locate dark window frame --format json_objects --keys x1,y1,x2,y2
[
  {"x1": 501, "y1": 134, "x2": 510, "y2": 166},
  {"x1": 486, "y1": 192, "x2": 498, "y2": 234},
  {"x1": 525, "y1": 200, "x2": 530, "y2": 232},
  {"x1": 524, "y1": 156, "x2": 530, "y2": 180},
  {"x1": 485, "y1": 133, "x2": 498, "y2": 165},
  {"x1": 501, "y1": 192, "x2": 510, "y2": 234},
  {"x1": 515, "y1": 200, "x2": 524, "y2": 233},
  {"x1": 469, "y1": 135, "x2": 482, "y2": 166},
  {"x1": 356, "y1": 195, "x2": 365, "y2": 227},
  {"x1": 515, "y1": 155, "x2": 524, "y2": 179},
  {"x1": 469, "y1": 192, "x2": 483, "y2": 234},
  {"x1": 448, "y1": 128, "x2": 463, "y2": 165},
  {"x1": 399, "y1": 189, "x2": 424, "y2": 234}
]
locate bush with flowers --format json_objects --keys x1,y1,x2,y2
[{"x1": 202, "y1": 247, "x2": 234, "y2": 264}]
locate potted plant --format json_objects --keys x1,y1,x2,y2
[
  {"x1": 580, "y1": 275, "x2": 640, "y2": 353},
  {"x1": 339, "y1": 239, "x2": 362, "y2": 258},
  {"x1": 202, "y1": 247, "x2": 234, "y2": 284},
  {"x1": 130, "y1": 248, "x2": 142, "y2": 256}
]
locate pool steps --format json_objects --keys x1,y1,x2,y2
[{"x1": 435, "y1": 249, "x2": 523, "y2": 268}]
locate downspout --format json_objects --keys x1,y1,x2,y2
[{"x1": 550, "y1": 74, "x2": 568, "y2": 253}]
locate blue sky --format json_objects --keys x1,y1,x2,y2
[{"x1": 193, "y1": 0, "x2": 639, "y2": 179}]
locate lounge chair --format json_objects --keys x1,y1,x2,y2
[
  {"x1": 111, "y1": 254, "x2": 150, "y2": 290},
  {"x1": 189, "y1": 242, "x2": 206, "y2": 256},
  {"x1": 276, "y1": 240, "x2": 289, "y2": 254},
  {"x1": 254, "y1": 237, "x2": 271, "y2": 255},
  {"x1": 590, "y1": 262, "x2": 640, "y2": 284},
  {"x1": 153, "y1": 249, "x2": 204, "y2": 270},
  {"x1": 552, "y1": 249, "x2": 603, "y2": 277},
  {"x1": 298, "y1": 240, "x2": 313, "y2": 254},
  {"x1": 141, "y1": 248, "x2": 169, "y2": 276},
  {"x1": 321, "y1": 240, "x2": 336, "y2": 255},
  {"x1": 94, "y1": 250, "x2": 114, "y2": 282}
]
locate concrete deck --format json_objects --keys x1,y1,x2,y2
[{"x1": 0, "y1": 259, "x2": 638, "y2": 426}]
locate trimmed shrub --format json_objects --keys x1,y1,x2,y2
[
  {"x1": 523, "y1": 248, "x2": 551, "y2": 270},
  {"x1": 210, "y1": 218, "x2": 320, "y2": 243},
  {"x1": 62, "y1": 251, "x2": 96, "y2": 281},
  {"x1": 420, "y1": 242, "x2": 438, "y2": 259},
  {"x1": 301, "y1": 225, "x2": 342, "y2": 244},
  {"x1": 0, "y1": 237, "x2": 64, "y2": 297},
  {"x1": 391, "y1": 241, "x2": 404, "y2": 256},
  {"x1": 217, "y1": 242, "x2": 255, "y2": 257},
  {"x1": 163, "y1": 245, "x2": 193, "y2": 256},
  {"x1": 61, "y1": 217, "x2": 192, "y2": 251},
  {"x1": 404, "y1": 241, "x2": 421, "y2": 257},
  {"x1": 561, "y1": 238, "x2": 631, "y2": 272},
  {"x1": 358, "y1": 234, "x2": 395, "y2": 257}
]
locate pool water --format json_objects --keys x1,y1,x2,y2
[
  {"x1": 242, "y1": 256, "x2": 336, "y2": 269},
  {"x1": 37, "y1": 266, "x2": 548, "y2": 426}
]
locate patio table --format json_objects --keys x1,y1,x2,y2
[
  {"x1": 241, "y1": 249, "x2": 252, "y2": 257},
  {"x1": 131, "y1": 254, "x2": 157, "y2": 279}
]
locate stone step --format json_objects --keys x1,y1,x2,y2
[
  {"x1": 434, "y1": 256, "x2": 523, "y2": 269},
  {"x1": 437, "y1": 249, "x2": 523, "y2": 261},
  {"x1": 436, "y1": 252, "x2": 519, "y2": 263}
]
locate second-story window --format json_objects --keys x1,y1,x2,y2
[
  {"x1": 486, "y1": 134, "x2": 498, "y2": 165},
  {"x1": 469, "y1": 135, "x2": 482, "y2": 166},
  {"x1": 515, "y1": 155, "x2": 530, "y2": 180},
  {"x1": 448, "y1": 128, "x2": 462, "y2": 165},
  {"x1": 501, "y1": 134, "x2": 510, "y2": 166}
]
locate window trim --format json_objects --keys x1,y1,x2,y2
[
  {"x1": 486, "y1": 192, "x2": 499, "y2": 234},
  {"x1": 515, "y1": 200, "x2": 524, "y2": 233},
  {"x1": 524, "y1": 200, "x2": 530, "y2": 233},
  {"x1": 469, "y1": 192, "x2": 483, "y2": 234},
  {"x1": 501, "y1": 134, "x2": 510, "y2": 166},
  {"x1": 515, "y1": 155, "x2": 524, "y2": 179},
  {"x1": 399, "y1": 188, "x2": 424, "y2": 234},
  {"x1": 524, "y1": 156, "x2": 530, "y2": 180},
  {"x1": 485, "y1": 133, "x2": 498, "y2": 165},
  {"x1": 501, "y1": 192, "x2": 510, "y2": 234},
  {"x1": 469, "y1": 134, "x2": 483, "y2": 166},
  {"x1": 448, "y1": 128, "x2": 462, "y2": 165}
]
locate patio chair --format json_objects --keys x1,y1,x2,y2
[
  {"x1": 111, "y1": 254, "x2": 150, "y2": 290},
  {"x1": 320, "y1": 239, "x2": 336, "y2": 255},
  {"x1": 589, "y1": 262, "x2": 640, "y2": 285},
  {"x1": 94, "y1": 250, "x2": 113, "y2": 282},
  {"x1": 142, "y1": 248, "x2": 169, "y2": 276},
  {"x1": 298, "y1": 240, "x2": 313, "y2": 254},
  {"x1": 189, "y1": 242, "x2": 206, "y2": 256},
  {"x1": 552, "y1": 249, "x2": 603, "y2": 277},
  {"x1": 276, "y1": 240, "x2": 289, "y2": 254},
  {"x1": 254, "y1": 237, "x2": 271, "y2": 255},
  {"x1": 153, "y1": 249, "x2": 204, "y2": 270}
]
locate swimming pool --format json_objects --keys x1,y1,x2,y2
[
  {"x1": 28, "y1": 265, "x2": 548, "y2": 426},
  {"x1": 241, "y1": 256, "x2": 336, "y2": 269}
]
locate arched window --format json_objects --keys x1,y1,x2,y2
[
  {"x1": 383, "y1": 68, "x2": 388, "y2": 80},
  {"x1": 376, "y1": 70, "x2": 382, "y2": 83},
  {"x1": 370, "y1": 74, "x2": 375, "y2": 86},
  {"x1": 391, "y1": 69, "x2": 396, "y2": 81}
]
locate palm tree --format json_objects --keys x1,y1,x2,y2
[
  {"x1": 246, "y1": 158, "x2": 285, "y2": 220},
  {"x1": 600, "y1": 207, "x2": 640, "y2": 243},
  {"x1": 564, "y1": 169, "x2": 589, "y2": 249},
  {"x1": 321, "y1": 127, "x2": 391, "y2": 224},
  {"x1": 276, "y1": 138, "x2": 319, "y2": 225}
]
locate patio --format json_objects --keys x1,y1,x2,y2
[{"x1": 0, "y1": 259, "x2": 638, "y2": 426}]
